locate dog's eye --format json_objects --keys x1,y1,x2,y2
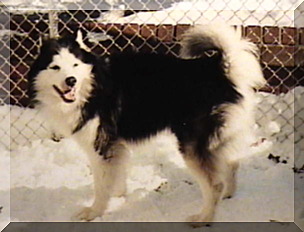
[
  {"x1": 73, "y1": 63, "x2": 78, "y2": 67},
  {"x1": 50, "y1": 65, "x2": 60, "y2": 70}
]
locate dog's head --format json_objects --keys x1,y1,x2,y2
[{"x1": 28, "y1": 31, "x2": 96, "y2": 106}]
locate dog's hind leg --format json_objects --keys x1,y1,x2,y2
[
  {"x1": 179, "y1": 143, "x2": 229, "y2": 226},
  {"x1": 181, "y1": 139, "x2": 240, "y2": 227},
  {"x1": 74, "y1": 141, "x2": 130, "y2": 221},
  {"x1": 183, "y1": 153, "x2": 220, "y2": 225},
  {"x1": 210, "y1": 141, "x2": 240, "y2": 200},
  {"x1": 222, "y1": 159, "x2": 239, "y2": 199}
]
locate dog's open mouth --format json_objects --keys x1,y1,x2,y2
[{"x1": 53, "y1": 85, "x2": 76, "y2": 103}]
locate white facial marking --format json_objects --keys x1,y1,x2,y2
[{"x1": 35, "y1": 48, "x2": 93, "y2": 105}]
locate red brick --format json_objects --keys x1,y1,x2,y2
[
  {"x1": 245, "y1": 26, "x2": 262, "y2": 44},
  {"x1": 295, "y1": 46, "x2": 304, "y2": 66},
  {"x1": 140, "y1": 24, "x2": 157, "y2": 39},
  {"x1": 122, "y1": 24, "x2": 140, "y2": 36},
  {"x1": 107, "y1": 23, "x2": 122, "y2": 30},
  {"x1": 106, "y1": 24, "x2": 122, "y2": 36},
  {"x1": 90, "y1": 23, "x2": 107, "y2": 32},
  {"x1": 263, "y1": 26, "x2": 280, "y2": 44},
  {"x1": 281, "y1": 27, "x2": 297, "y2": 45},
  {"x1": 300, "y1": 28, "x2": 304, "y2": 45},
  {"x1": 261, "y1": 45, "x2": 295, "y2": 66},
  {"x1": 157, "y1": 24, "x2": 174, "y2": 42}
]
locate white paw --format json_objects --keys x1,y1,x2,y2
[
  {"x1": 223, "y1": 189, "x2": 235, "y2": 199},
  {"x1": 73, "y1": 207, "x2": 103, "y2": 221},
  {"x1": 187, "y1": 213, "x2": 213, "y2": 228},
  {"x1": 112, "y1": 185, "x2": 127, "y2": 197},
  {"x1": 187, "y1": 222, "x2": 212, "y2": 228},
  {"x1": 51, "y1": 133, "x2": 64, "y2": 142}
]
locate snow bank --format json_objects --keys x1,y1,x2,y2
[
  {"x1": 2, "y1": 0, "x2": 303, "y2": 26},
  {"x1": 0, "y1": 87, "x2": 302, "y2": 226},
  {"x1": 2, "y1": 0, "x2": 116, "y2": 13},
  {"x1": 100, "y1": 1, "x2": 300, "y2": 26}
]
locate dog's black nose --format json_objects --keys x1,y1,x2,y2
[{"x1": 65, "y1": 76, "x2": 77, "y2": 87}]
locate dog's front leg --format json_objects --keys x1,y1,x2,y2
[{"x1": 75, "y1": 141, "x2": 130, "y2": 221}]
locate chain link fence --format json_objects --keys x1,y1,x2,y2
[{"x1": 1, "y1": 1, "x2": 303, "y2": 167}]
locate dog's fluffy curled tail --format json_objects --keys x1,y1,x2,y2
[{"x1": 180, "y1": 23, "x2": 266, "y2": 90}]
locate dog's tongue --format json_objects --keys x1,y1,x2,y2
[{"x1": 63, "y1": 87, "x2": 76, "y2": 101}]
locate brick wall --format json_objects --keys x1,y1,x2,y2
[{"x1": 7, "y1": 14, "x2": 304, "y2": 106}]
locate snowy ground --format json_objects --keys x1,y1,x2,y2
[{"x1": 0, "y1": 87, "x2": 303, "y2": 231}]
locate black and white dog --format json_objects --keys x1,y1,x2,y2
[{"x1": 28, "y1": 23, "x2": 265, "y2": 223}]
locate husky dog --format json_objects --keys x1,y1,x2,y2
[{"x1": 28, "y1": 23, "x2": 265, "y2": 223}]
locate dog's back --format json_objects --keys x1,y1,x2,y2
[{"x1": 108, "y1": 52, "x2": 241, "y2": 144}]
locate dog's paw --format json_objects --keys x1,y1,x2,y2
[
  {"x1": 112, "y1": 184, "x2": 127, "y2": 197},
  {"x1": 188, "y1": 222, "x2": 212, "y2": 228},
  {"x1": 112, "y1": 189, "x2": 127, "y2": 198},
  {"x1": 51, "y1": 133, "x2": 64, "y2": 142},
  {"x1": 73, "y1": 207, "x2": 103, "y2": 222},
  {"x1": 186, "y1": 213, "x2": 213, "y2": 228}
]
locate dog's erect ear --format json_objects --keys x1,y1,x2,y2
[
  {"x1": 75, "y1": 29, "x2": 90, "y2": 52},
  {"x1": 39, "y1": 34, "x2": 52, "y2": 47},
  {"x1": 38, "y1": 36, "x2": 59, "y2": 54}
]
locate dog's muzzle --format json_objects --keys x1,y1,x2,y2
[{"x1": 53, "y1": 84, "x2": 76, "y2": 103}]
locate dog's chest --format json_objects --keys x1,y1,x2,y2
[
  {"x1": 73, "y1": 116, "x2": 100, "y2": 151},
  {"x1": 41, "y1": 103, "x2": 82, "y2": 137}
]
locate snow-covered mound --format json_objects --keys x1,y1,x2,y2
[
  {"x1": 99, "y1": 1, "x2": 301, "y2": 26},
  {"x1": 2, "y1": 0, "x2": 303, "y2": 26}
]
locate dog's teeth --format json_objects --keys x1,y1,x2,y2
[{"x1": 63, "y1": 87, "x2": 76, "y2": 101}]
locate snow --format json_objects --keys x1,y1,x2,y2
[
  {"x1": 2, "y1": 0, "x2": 303, "y2": 26},
  {"x1": 99, "y1": 1, "x2": 302, "y2": 26},
  {"x1": 295, "y1": 4, "x2": 304, "y2": 27},
  {"x1": 2, "y1": 0, "x2": 117, "y2": 13},
  {"x1": 1, "y1": 87, "x2": 303, "y2": 229}
]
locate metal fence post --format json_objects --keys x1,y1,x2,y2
[{"x1": 47, "y1": 0, "x2": 59, "y2": 38}]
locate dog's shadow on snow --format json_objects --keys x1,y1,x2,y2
[
  {"x1": 10, "y1": 156, "x2": 202, "y2": 222},
  {"x1": 10, "y1": 137, "x2": 204, "y2": 223},
  {"x1": 101, "y1": 154, "x2": 203, "y2": 222},
  {"x1": 10, "y1": 185, "x2": 93, "y2": 221}
]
